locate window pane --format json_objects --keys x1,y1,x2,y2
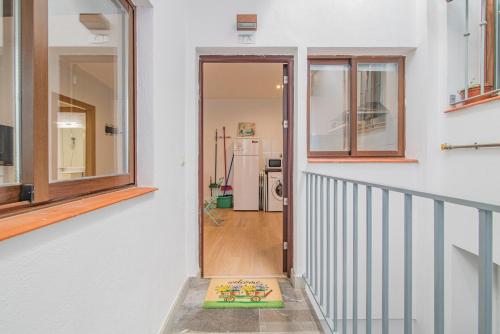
[
  {"x1": 357, "y1": 63, "x2": 399, "y2": 152},
  {"x1": 0, "y1": 0, "x2": 18, "y2": 185},
  {"x1": 48, "y1": 0, "x2": 129, "y2": 182},
  {"x1": 309, "y1": 64, "x2": 350, "y2": 152}
]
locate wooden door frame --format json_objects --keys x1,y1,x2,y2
[
  {"x1": 56, "y1": 94, "x2": 96, "y2": 178},
  {"x1": 198, "y1": 55, "x2": 295, "y2": 277}
]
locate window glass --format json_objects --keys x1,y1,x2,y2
[
  {"x1": 309, "y1": 64, "x2": 350, "y2": 152},
  {"x1": 447, "y1": 0, "x2": 498, "y2": 104},
  {"x1": 48, "y1": 0, "x2": 129, "y2": 182},
  {"x1": 357, "y1": 63, "x2": 399, "y2": 152},
  {"x1": 0, "y1": 0, "x2": 18, "y2": 185}
]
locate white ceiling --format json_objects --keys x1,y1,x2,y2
[{"x1": 203, "y1": 63, "x2": 284, "y2": 99}]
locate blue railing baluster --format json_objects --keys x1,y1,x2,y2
[
  {"x1": 314, "y1": 175, "x2": 319, "y2": 295},
  {"x1": 404, "y1": 194, "x2": 413, "y2": 334},
  {"x1": 366, "y1": 186, "x2": 373, "y2": 334},
  {"x1": 333, "y1": 179, "x2": 339, "y2": 332},
  {"x1": 353, "y1": 183, "x2": 359, "y2": 334},
  {"x1": 320, "y1": 177, "x2": 325, "y2": 308},
  {"x1": 382, "y1": 189, "x2": 390, "y2": 334},
  {"x1": 306, "y1": 174, "x2": 310, "y2": 283},
  {"x1": 434, "y1": 200, "x2": 445, "y2": 334},
  {"x1": 478, "y1": 209, "x2": 493, "y2": 334},
  {"x1": 342, "y1": 181, "x2": 347, "y2": 334},
  {"x1": 326, "y1": 178, "x2": 332, "y2": 319}
]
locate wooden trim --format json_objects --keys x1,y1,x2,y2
[
  {"x1": 21, "y1": 0, "x2": 49, "y2": 203},
  {"x1": 200, "y1": 55, "x2": 294, "y2": 63},
  {"x1": 286, "y1": 59, "x2": 294, "y2": 276},
  {"x1": 308, "y1": 157, "x2": 418, "y2": 164},
  {"x1": 486, "y1": 0, "x2": 496, "y2": 87},
  {"x1": 198, "y1": 55, "x2": 295, "y2": 277},
  {"x1": 0, "y1": 187, "x2": 157, "y2": 242},
  {"x1": 350, "y1": 58, "x2": 359, "y2": 156},
  {"x1": 198, "y1": 58, "x2": 205, "y2": 276},
  {"x1": 49, "y1": 175, "x2": 132, "y2": 201},
  {"x1": 0, "y1": 185, "x2": 22, "y2": 204},
  {"x1": 0, "y1": 200, "x2": 31, "y2": 215},
  {"x1": 307, "y1": 56, "x2": 406, "y2": 158},
  {"x1": 445, "y1": 94, "x2": 500, "y2": 112}
]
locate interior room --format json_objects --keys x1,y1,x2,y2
[{"x1": 202, "y1": 62, "x2": 285, "y2": 277}]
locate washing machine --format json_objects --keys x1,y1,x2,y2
[{"x1": 267, "y1": 171, "x2": 283, "y2": 212}]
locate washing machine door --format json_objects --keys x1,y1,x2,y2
[{"x1": 272, "y1": 179, "x2": 283, "y2": 200}]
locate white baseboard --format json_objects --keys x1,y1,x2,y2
[{"x1": 157, "y1": 277, "x2": 192, "y2": 334}]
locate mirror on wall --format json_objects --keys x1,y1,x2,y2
[{"x1": 447, "y1": 0, "x2": 499, "y2": 106}]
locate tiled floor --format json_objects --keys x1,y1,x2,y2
[{"x1": 165, "y1": 278, "x2": 324, "y2": 333}]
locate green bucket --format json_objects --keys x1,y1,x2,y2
[{"x1": 217, "y1": 195, "x2": 233, "y2": 209}]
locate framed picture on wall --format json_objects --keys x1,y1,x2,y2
[{"x1": 238, "y1": 122, "x2": 256, "y2": 137}]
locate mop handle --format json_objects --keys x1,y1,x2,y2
[{"x1": 223, "y1": 154, "x2": 235, "y2": 196}]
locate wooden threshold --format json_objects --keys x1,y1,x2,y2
[
  {"x1": 0, "y1": 187, "x2": 157, "y2": 242},
  {"x1": 308, "y1": 157, "x2": 419, "y2": 164}
]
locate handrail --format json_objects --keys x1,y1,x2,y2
[
  {"x1": 441, "y1": 142, "x2": 500, "y2": 151},
  {"x1": 303, "y1": 171, "x2": 500, "y2": 212},
  {"x1": 303, "y1": 171, "x2": 496, "y2": 334}
]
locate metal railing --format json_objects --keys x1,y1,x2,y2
[{"x1": 303, "y1": 171, "x2": 500, "y2": 334}]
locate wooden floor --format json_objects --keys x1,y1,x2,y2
[{"x1": 203, "y1": 209, "x2": 284, "y2": 277}]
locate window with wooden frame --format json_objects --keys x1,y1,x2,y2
[
  {"x1": 0, "y1": 0, "x2": 136, "y2": 213},
  {"x1": 308, "y1": 56, "x2": 405, "y2": 158},
  {"x1": 447, "y1": 0, "x2": 499, "y2": 110}
]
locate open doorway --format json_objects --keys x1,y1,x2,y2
[{"x1": 199, "y1": 56, "x2": 294, "y2": 278}]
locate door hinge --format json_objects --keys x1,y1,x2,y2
[
  {"x1": 283, "y1": 197, "x2": 288, "y2": 206},
  {"x1": 283, "y1": 120, "x2": 288, "y2": 129},
  {"x1": 283, "y1": 241, "x2": 288, "y2": 250},
  {"x1": 283, "y1": 75, "x2": 288, "y2": 85},
  {"x1": 21, "y1": 184, "x2": 35, "y2": 202}
]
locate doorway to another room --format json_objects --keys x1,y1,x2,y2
[{"x1": 199, "y1": 56, "x2": 294, "y2": 278}]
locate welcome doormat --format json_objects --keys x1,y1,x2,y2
[{"x1": 203, "y1": 278, "x2": 284, "y2": 309}]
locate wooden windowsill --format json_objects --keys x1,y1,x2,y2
[
  {"x1": 0, "y1": 187, "x2": 158, "y2": 242},
  {"x1": 445, "y1": 95, "x2": 500, "y2": 113},
  {"x1": 308, "y1": 157, "x2": 419, "y2": 164}
]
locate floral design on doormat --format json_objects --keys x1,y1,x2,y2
[{"x1": 203, "y1": 279, "x2": 283, "y2": 309}]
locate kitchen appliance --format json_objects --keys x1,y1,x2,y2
[
  {"x1": 233, "y1": 137, "x2": 260, "y2": 211},
  {"x1": 265, "y1": 157, "x2": 282, "y2": 171},
  {"x1": 266, "y1": 171, "x2": 283, "y2": 212}
]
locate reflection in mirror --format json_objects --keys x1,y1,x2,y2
[
  {"x1": 0, "y1": 0, "x2": 19, "y2": 185},
  {"x1": 48, "y1": 0, "x2": 130, "y2": 182},
  {"x1": 447, "y1": 0, "x2": 499, "y2": 106}
]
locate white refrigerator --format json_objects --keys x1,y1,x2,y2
[{"x1": 233, "y1": 137, "x2": 260, "y2": 211}]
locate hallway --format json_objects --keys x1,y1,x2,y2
[{"x1": 164, "y1": 279, "x2": 323, "y2": 333}]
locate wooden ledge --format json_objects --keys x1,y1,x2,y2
[
  {"x1": 445, "y1": 95, "x2": 500, "y2": 113},
  {"x1": 308, "y1": 157, "x2": 419, "y2": 164},
  {"x1": 0, "y1": 187, "x2": 158, "y2": 242}
]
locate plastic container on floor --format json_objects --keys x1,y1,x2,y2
[{"x1": 217, "y1": 195, "x2": 233, "y2": 208}]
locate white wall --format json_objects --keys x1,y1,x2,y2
[
  {"x1": 0, "y1": 2, "x2": 190, "y2": 334},
  {"x1": 202, "y1": 98, "x2": 282, "y2": 201}
]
